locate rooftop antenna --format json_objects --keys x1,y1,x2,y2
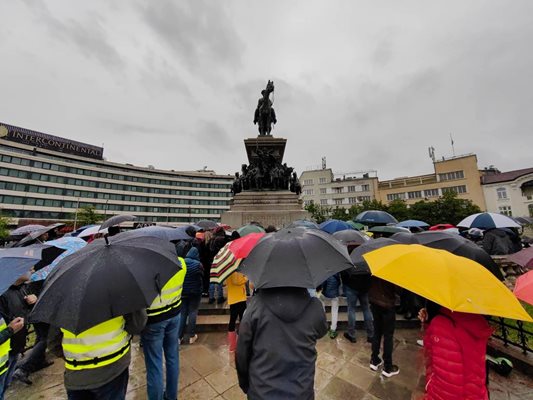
[
  {"x1": 321, "y1": 157, "x2": 327, "y2": 170},
  {"x1": 450, "y1": 133, "x2": 456, "y2": 156},
  {"x1": 428, "y1": 146, "x2": 436, "y2": 162}
]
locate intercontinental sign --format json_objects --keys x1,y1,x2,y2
[{"x1": 0, "y1": 123, "x2": 103, "y2": 160}]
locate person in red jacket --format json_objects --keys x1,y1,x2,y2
[{"x1": 423, "y1": 307, "x2": 493, "y2": 400}]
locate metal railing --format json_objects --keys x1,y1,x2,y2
[{"x1": 488, "y1": 316, "x2": 532, "y2": 355}]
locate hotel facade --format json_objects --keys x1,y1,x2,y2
[{"x1": 0, "y1": 122, "x2": 233, "y2": 226}]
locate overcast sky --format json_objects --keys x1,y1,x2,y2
[{"x1": 1, "y1": 1, "x2": 532, "y2": 179}]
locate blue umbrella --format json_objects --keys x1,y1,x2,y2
[
  {"x1": 117, "y1": 226, "x2": 193, "y2": 242},
  {"x1": 354, "y1": 210, "x2": 398, "y2": 225},
  {"x1": 30, "y1": 237, "x2": 87, "y2": 281},
  {"x1": 0, "y1": 248, "x2": 42, "y2": 295},
  {"x1": 397, "y1": 219, "x2": 429, "y2": 228},
  {"x1": 287, "y1": 220, "x2": 320, "y2": 229},
  {"x1": 319, "y1": 219, "x2": 354, "y2": 234}
]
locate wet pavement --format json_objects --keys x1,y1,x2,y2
[{"x1": 6, "y1": 329, "x2": 533, "y2": 399}]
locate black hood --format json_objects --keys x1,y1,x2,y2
[{"x1": 259, "y1": 287, "x2": 313, "y2": 323}]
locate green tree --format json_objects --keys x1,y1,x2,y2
[
  {"x1": 304, "y1": 202, "x2": 330, "y2": 224},
  {"x1": 75, "y1": 206, "x2": 102, "y2": 227},
  {"x1": 360, "y1": 199, "x2": 388, "y2": 212},
  {"x1": 409, "y1": 192, "x2": 481, "y2": 226},
  {"x1": 0, "y1": 214, "x2": 11, "y2": 240},
  {"x1": 386, "y1": 199, "x2": 411, "y2": 222}
]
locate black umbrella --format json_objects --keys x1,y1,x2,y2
[
  {"x1": 389, "y1": 232, "x2": 420, "y2": 244},
  {"x1": 391, "y1": 231, "x2": 504, "y2": 280},
  {"x1": 239, "y1": 227, "x2": 353, "y2": 289},
  {"x1": 30, "y1": 235, "x2": 181, "y2": 334},
  {"x1": 332, "y1": 229, "x2": 369, "y2": 246},
  {"x1": 118, "y1": 226, "x2": 192, "y2": 242},
  {"x1": 349, "y1": 238, "x2": 399, "y2": 275},
  {"x1": 99, "y1": 214, "x2": 137, "y2": 231},
  {"x1": 10, "y1": 224, "x2": 46, "y2": 236},
  {"x1": 354, "y1": 210, "x2": 398, "y2": 226},
  {"x1": 196, "y1": 220, "x2": 218, "y2": 230}
]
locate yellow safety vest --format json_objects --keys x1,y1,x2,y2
[
  {"x1": 0, "y1": 318, "x2": 10, "y2": 376},
  {"x1": 61, "y1": 316, "x2": 131, "y2": 371},
  {"x1": 146, "y1": 257, "x2": 187, "y2": 317}
]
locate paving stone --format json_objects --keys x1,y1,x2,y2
[
  {"x1": 222, "y1": 384, "x2": 247, "y2": 400},
  {"x1": 318, "y1": 376, "x2": 367, "y2": 400},
  {"x1": 205, "y1": 365, "x2": 239, "y2": 394},
  {"x1": 178, "y1": 378, "x2": 219, "y2": 400}
]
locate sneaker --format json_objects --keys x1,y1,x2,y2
[
  {"x1": 189, "y1": 334, "x2": 198, "y2": 344},
  {"x1": 343, "y1": 332, "x2": 357, "y2": 343},
  {"x1": 328, "y1": 330, "x2": 338, "y2": 339},
  {"x1": 382, "y1": 365, "x2": 400, "y2": 377},
  {"x1": 369, "y1": 357, "x2": 383, "y2": 371},
  {"x1": 12, "y1": 369, "x2": 32, "y2": 385},
  {"x1": 416, "y1": 339, "x2": 424, "y2": 347}
]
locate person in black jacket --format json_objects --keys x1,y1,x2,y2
[
  {"x1": 178, "y1": 247, "x2": 204, "y2": 344},
  {"x1": 236, "y1": 287, "x2": 328, "y2": 399}
]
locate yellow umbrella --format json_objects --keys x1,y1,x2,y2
[{"x1": 363, "y1": 244, "x2": 532, "y2": 322}]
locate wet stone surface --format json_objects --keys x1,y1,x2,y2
[{"x1": 6, "y1": 330, "x2": 533, "y2": 399}]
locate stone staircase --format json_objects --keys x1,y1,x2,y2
[{"x1": 195, "y1": 297, "x2": 419, "y2": 332}]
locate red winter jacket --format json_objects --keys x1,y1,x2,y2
[{"x1": 424, "y1": 308, "x2": 493, "y2": 400}]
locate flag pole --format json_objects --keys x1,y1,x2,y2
[{"x1": 450, "y1": 133, "x2": 456, "y2": 156}]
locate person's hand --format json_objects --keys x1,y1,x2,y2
[
  {"x1": 24, "y1": 294, "x2": 37, "y2": 305},
  {"x1": 418, "y1": 308, "x2": 428, "y2": 323},
  {"x1": 8, "y1": 317, "x2": 24, "y2": 333}
]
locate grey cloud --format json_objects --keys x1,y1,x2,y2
[
  {"x1": 194, "y1": 120, "x2": 234, "y2": 152},
  {"x1": 22, "y1": 2, "x2": 123, "y2": 69},
  {"x1": 140, "y1": 53, "x2": 192, "y2": 98},
  {"x1": 141, "y1": 1, "x2": 244, "y2": 73}
]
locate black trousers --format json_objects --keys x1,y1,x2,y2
[
  {"x1": 17, "y1": 323, "x2": 49, "y2": 373},
  {"x1": 229, "y1": 301, "x2": 247, "y2": 332},
  {"x1": 370, "y1": 304, "x2": 396, "y2": 369}
]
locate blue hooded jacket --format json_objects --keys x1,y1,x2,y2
[{"x1": 183, "y1": 247, "x2": 204, "y2": 296}]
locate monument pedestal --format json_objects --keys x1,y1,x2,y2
[{"x1": 221, "y1": 190, "x2": 309, "y2": 229}]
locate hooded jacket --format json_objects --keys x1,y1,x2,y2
[
  {"x1": 183, "y1": 247, "x2": 203, "y2": 296},
  {"x1": 424, "y1": 308, "x2": 493, "y2": 400},
  {"x1": 482, "y1": 228, "x2": 515, "y2": 255},
  {"x1": 236, "y1": 287, "x2": 328, "y2": 400}
]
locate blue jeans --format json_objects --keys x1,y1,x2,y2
[
  {"x1": 209, "y1": 283, "x2": 224, "y2": 301},
  {"x1": 344, "y1": 286, "x2": 374, "y2": 338},
  {"x1": 141, "y1": 314, "x2": 181, "y2": 400},
  {"x1": 0, "y1": 354, "x2": 18, "y2": 400},
  {"x1": 178, "y1": 295, "x2": 202, "y2": 340},
  {"x1": 66, "y1": 367, "x2": 129, "y2": 400}
]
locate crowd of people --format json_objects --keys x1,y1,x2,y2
[{"x1": 0, "y1": 218, "x2": 529, "y2": 400}]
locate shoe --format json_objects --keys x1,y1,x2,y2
[
  {"x1": 369, "y1": 357, "x2": 383, "y2": 371},
  {"x1": 202, "y1": 292, "x2": 209, "y2": 297},
  {"x1": 382, "y1": 365, "x2": 400, "y2": 377},
  {"x1": 217, "y1": 297, "x2": 226, "y2": 304},
  {"x1": 328, "y1": 330, "x2": 338, "y2": 339},
  {"x1": 12, "y1": 369, "x2": 32, "y2": 385},
  {"x1": 208, "y1": 298, "x2": 215, "y2": 304},
  {"x1": 367, "y1": 337, "x2": 373, "y2": 343},
  {"x1": 416, "y1": 339, "x2": 424, "y2": 347},
  {"x1": 189, "y1": 334, "x2": 198, "y2": 344},
  {"x1": 343, "y1": 332, "x2": 357, "y2": 343},
  {"x1": 404, "y1": 312, "x2": 415, "y2": 320}
]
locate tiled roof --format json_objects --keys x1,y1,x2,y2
[{"x1": 482, "y1": 167, "x2": 533, "y2": 184}]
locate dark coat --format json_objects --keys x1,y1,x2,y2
[
  {"x1": 0, "y1": 284, "x2": 31, "y2": 355},
  {"x1": 236, "y1": 287, "x2": 328, "y2": 400},
  {"x1": 320, "y1": 274, "x2": 340, "y2": 298},
  {"x1": 183, "y1": 247, "x2": 203, "y2": 296},
  {"x1": 368, "y1": 277, "x2": 397, "y2": 309},
  {"x1": 482, "y1": 228, "x2": 515, "y2": 255}
]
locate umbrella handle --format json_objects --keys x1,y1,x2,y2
[{"x1": 155, "y1": 273, "x2": 162, "y2": 298}]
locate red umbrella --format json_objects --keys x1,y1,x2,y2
[
  {"x1": 514, "y1": 270, "x2": 533, "y2": 305},
  {"x1": 507, "y1": 247, "x2": 533, "y2": 269},
  {"x1": 429, "y1": 224, "x2": 455, "y2": 231},
  {"x1": 228, "y1": 232, "x2": 266, "y2": 259}
]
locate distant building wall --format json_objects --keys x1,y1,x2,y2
[{"x1": 482, "y1": 168, "x2": 533, "y2": 217}]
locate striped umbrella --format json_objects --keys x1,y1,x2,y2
[
  {"x1": 457, "y1": 212, "x2": 521, "y2": 230},
  {"x1": 210, "y1": 233, "x2": 265, "y2": 284}
]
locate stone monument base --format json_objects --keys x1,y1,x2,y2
[{"x1": 221, "y1": 190, "x2": 310, "y2": 229}]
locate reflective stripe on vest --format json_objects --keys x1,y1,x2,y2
[
  {"x1": 147, "y1": 257, "x2": 187, "y2": 317},
  {"x1": 0, "y1": 318, "x2": 11, "y2": 376},
  {"x1": 61, "y1": 316, "x2": 131, "y2": 371}
]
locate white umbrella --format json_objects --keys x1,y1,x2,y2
[
  {"x1": 457, "y1": 212, "x2": 521, "y2": 230},
  {"x1": 78, "y1": 225, "x2": 108, "y2": 238}
]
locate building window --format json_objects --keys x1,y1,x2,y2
[
  {"x1": 407, "y1": 191, "x2": 422, "y2": 199},
  {"x1": 333, "y1": 187, "x2": 343, "y2": 194},
  {"x1": 319, "y1": 177, "x2": 327, "y2": 184},
  {"x1": 304, "y1": 200, "x2": 312, "y2": 206},
  {"x1": 424, "y1": 188, "x2": 439, "y2": 198},
  {"x1": 349, "y1": 197, "x2": 357, "y2": 204},
  {"x1": 357, "y1": 196, "x2": 371, "y2": 202},
  {"x1": 348, "y1": 186, "x2": 356, "y2": 192},
  {"x1": 320, "y1": 188, "x2": 326, "y2": 194},
  {"x1": 496, "y1": 187, "x2": 507, "y2": 200},
  {"x1": 499, "y1": 206, "x2": 512, "y2": 216},
  {"x1": 320, "y1": 199, "x2": 328, "y2": 205},
  {"x1": 439, "y1": 170, "x2": 465, "y2": 181},
  {"x1": 387, "y1": 193, "x2": 405, "y2": 201},
  {"x1": 361, "y1": 184, "x2": 370, "y2": 191},
  {"x1": 334, "y1": 198, "x2": 343, "y2": 205},
  {"x1": 303, "y1": 179, "x2": 314, "y2": 185},
  {"x1": 303, "y1": 189, "x2": 314, "y2": 195},
  {"x1": 442, "y1": 185, "x2": 467, "y2": 194}
]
